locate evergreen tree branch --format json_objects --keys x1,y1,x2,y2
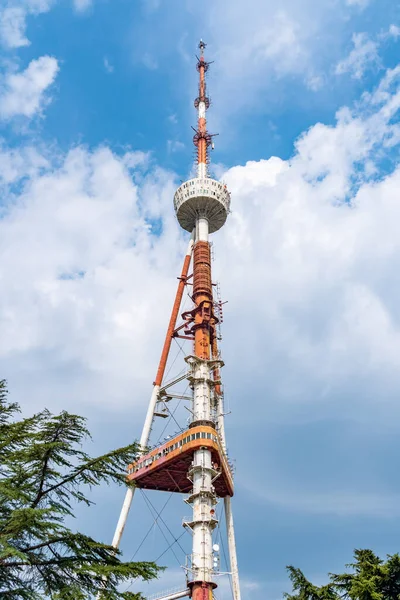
[
  {"x1": 31, "y1": 421, "x2": 65, "y2": 509},
  {"x1": 0, "y1": 381, "x2": 161, "y2": 600}
]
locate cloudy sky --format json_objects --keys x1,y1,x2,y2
[{"x1": 1, "y1": 0, "x2": 400, "y2": 598}]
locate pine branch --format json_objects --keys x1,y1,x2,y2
[
  {"x1": 31, "y1": 421, "x2": 65, "y2": 509},
  {"x1": 20, "y1": 537, "x2": 67, "y2": 553},
  {"x1": 39, "y1": 445, "x2": 137, "y2": 500},
  {"x1": 0, "y1": 382, "x2": 161, "y2": 599}
]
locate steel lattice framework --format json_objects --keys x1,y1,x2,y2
[{"x1": 108, "y1": 41, "x2": 241, "y2": 600}]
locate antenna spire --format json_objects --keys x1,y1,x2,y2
[{"x1": 194, "y1": 39, "x2": 212, "y2": 178}]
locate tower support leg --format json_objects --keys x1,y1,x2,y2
[
  {"x1": 224, "y1": 496, "x2": 241, "y2": 600},
  {"x1": 111, "y1": 383, "x2": 160, "y2": 548},
  {"x1": 109, "y1": 234, "x2": 194, "y2": 552}
]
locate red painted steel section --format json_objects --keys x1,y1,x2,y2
[
  {"x1": 191, "y1": 582, "x2": 214, "y2": 600},
  {"x1": 193, "y1": 41, "x2": 211, "y2": 168},
  {"x1": 154, "y1": 251, "x2": 192, "y2": 386},
  {"x1": 211, "y1": 333, "x2": 222, "y2": 397},
  {"x1": 193, "y1": 241, "x2": 214, "y2": 360}
]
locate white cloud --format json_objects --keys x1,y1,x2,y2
[
  {"x1": 73, "y1": 0, "x2": 92, "y2": 12},
  {"x1": 167, "y1": 140, "x2": 184, "y2": 153},
  {"x1": 103, "y1": 56, "x2": 114, "y2": 73},
  {"x1": 0, "y1": 0, "x2": 53, "y2": 48},
  {"x1": 142, "y1": 52, "x2": 158, "y2": 70},
  {"x1": 0, "y1": 144, "x2": 182, "y2": 412},
  {"x1": 0, "y1": 56, "x2": 59, "y2": 119},
  {"x1": 388, "y1": 24, "x2": 400, "y2": 39},
  {"x1": 345, "y1": 0, "x2": 370, "y2": 7},
  {"x1": 214, "y1": 64, "x2": 400, "y2": 429},
  {"x1": 0, "y1": 7, "x2": 30, "y2": 48},
  {"x1": 0, "y1": 63, "x2": 400, "y2": 420},
  {"x1": 0, "y1": 0, "x2": 93, "y2": 48},
  {"x1": 0, "y1": 65, "x2": 400, "y2": 540},
  {"x1": 0, "y1": 142, "x2": 49, "y2": 183},
  {"x1": 204, "y1": 0, "x2": 381, "y2": 108},
  {"x1": 336, "y1": 32, "x2": 379, "y2": 79},
  {"x1": 252, "y1": 485, "x2": 400, "y2": 517},
  {"x1": 305, "y1": 73, "x2": 324, "y2": 91}
]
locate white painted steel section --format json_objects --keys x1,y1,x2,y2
[
  {"x1": 197, "y1": 98, "x2": 206, "y2": 180},
  {"x1": 193, "y1": 360, "x2": 211, "y2": 422},
  {"x1": 215, "y1": 390, "x2": 241, "y2": 600},
  {"x1": 191, "y1": 450, "x2": 214, "y2": 581},
  {"x1": 149, "y1": 590, "x2": 189, "y2": 600},
  {"x1": 197, "y1": 216, "x2": 209, "y2": 242},
  {"x1": 216, "y1": 393, "x2": 227, "y2": 454},
  {"x1": 198, "y1": 101, "x2": 206, "y2": 119},
  {"x1": 174, "y1": 178, "x2": 230, "y2": 234},
  {"x1": 139, "y1": 384, "x2": 161, "y2": 449},
  {"x1": 224, "y1": 497, "x2": 242, "y2": 600},
  {"x1": 111, "y1": 384, "x2": 160, "y2": 549},
  {"x1": 197, "y1": 162, "x2": 207, "y2": 179},
  {"x1": 191, "y1": 356, "x2": 214, "y2": 583},
  {"x1": 186, "y1": 232, "x2": 195, "y2": 257}
]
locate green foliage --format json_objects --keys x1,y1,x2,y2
[
  {"x1": 284, "y1": 548, "x2": 400, "y2": 600},
  {"x1": 0, "y1": 380, "x2": 161, "y2": 599}
]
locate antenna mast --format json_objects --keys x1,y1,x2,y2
[{"x1": 108, "y1": 41, "x2": 241, "y2": 600}]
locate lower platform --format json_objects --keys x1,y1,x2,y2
[{"x1": 127, "y1": 425, "x2": 234, "y2": 497}]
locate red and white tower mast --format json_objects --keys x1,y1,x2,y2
[{"x1": 109, "y1": 41, "x2": 241, "y2": 600}]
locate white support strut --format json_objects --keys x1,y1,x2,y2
[
  {"x1": 216, "y1": 390, "x2": 241, "y2": 600},
  {"x1": 224, "y1": 497, "x2": 242, "y2": 600},
  {"x1": 111, "y1": 384, "x2": 160, "y2": 549},
  {"x1": 150, "y1": 590, "x2": 190, "y2": 600},
  {"x1": 110, "y1": 233, "x2": 194, "y2": 551}
]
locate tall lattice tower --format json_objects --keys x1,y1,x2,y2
[{"x1": 110, "y1": 41, "x2": 241, "y2": 600}]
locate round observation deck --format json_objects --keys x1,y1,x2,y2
[{"x1": 174, "y1": 177, "x2": 230, "y2": 234}]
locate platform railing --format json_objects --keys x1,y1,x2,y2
[{"x1": 147, "y1": 586, "x2": 189, "y2": 600}]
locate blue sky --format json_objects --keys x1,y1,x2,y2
[{"x1": 1, "y1": 0, "x2": 400, "y2": 599}]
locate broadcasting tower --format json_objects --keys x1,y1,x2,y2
[{"x1": 110, "y1": 41, "x2": 241, "y2": 600}]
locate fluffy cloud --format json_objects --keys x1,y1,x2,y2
[
  {"x1": 73, "y1": 0, "x2": 92, "y2": 12},
  {"x1": 1, "y1": 63, "x2": 400, "y2": 530},
  {"x1": 345, "y1": 0, "x2": 370, "y2": 6},
  {"x1": 196, "y1": 0, "x2": 393, "y2": 118},
  {"x1": 388, "y1": 24, "x2": 400, "y2": 39},
  {"x1": 0, "y1": 144, "x2": 183, "y2": 412},
  {"x1": 0, "y1": 0, "x2": 92, "y2": 47},
  {"x1": 0, "y1": 0, "x2": 53, "y2": 48},
  {"x1": 204, "y1": 0, "x2": 334, "y2": 105},
  {"x1": 0, "y1": 7, "x2": 30, "y2": 47},
  {"x1": 0, "y1": 55, "x2": 59, "y2": 119},
  {"x1": 336, "y1": 32, "x2": 379, "y2": 79},
  {"x1": 217, "y1": 64, "x2": 400, "y2": 422},
  {"x1": 1, "y1": 63, "x2": 400, "y2": 417}
]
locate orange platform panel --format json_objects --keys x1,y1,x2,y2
[{"x1": 127, "y1": 425, "x2": 234, "y2": 497}]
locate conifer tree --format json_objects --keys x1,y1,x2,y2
[
  {"x1": 284, "y1": 548, "x2": 400, "y2": 600},
  {"x1": 0, "y1": 379, "x2": 161, "y2": 599}
]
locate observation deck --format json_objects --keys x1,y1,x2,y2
[
  {"x1": 174, "y1": 177, "x2": 230, "y2": 234},
  {"x1": 127, "y1": 425, "x2": 234, "y2": 497}
]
